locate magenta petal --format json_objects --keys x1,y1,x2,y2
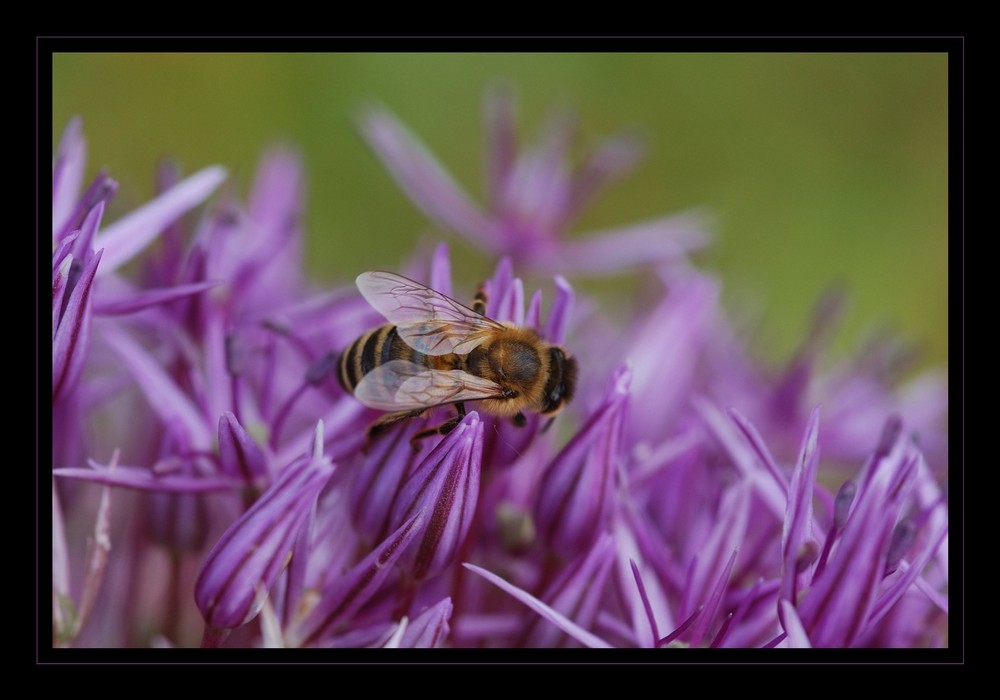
[
  {"x1": 484, "y1": 85, "x2": 517, "y2": 209},
  {"x1": 101, "y1": 325, "x2": 213, "y2": 449},
  {"x1": 52, "y1": 117, "x2": 87, "y2": 236},
  {"x1": 545, "y1": 275, "x2": 574, "y2": 345},
  {"x1": 526, "y1": 533, "x2": 616, "y2": 647},
  {"x1": 359, "y1": 106, "x2": 494, "y2": 249},
  {"x1": 780, "y1": 406, "x2": 822, "y2": 602},
  {"x1": 535, "y1": 367, "x2": 628, "y2": 556},
  {"x1": 52, "y1": 249, "x2": 102, "y2": 404},
  {"x1": 687, "y1": 547, "x2": 738, "y2": 645},
  {"x1": 292, "y1": 512, "x2": 424, "y2": 646},
  {"x1": 696, "y1": 399, "x2": 787, "y2": 521},
  {"x1": 564, "y1": 130, "x2": 645, "y2": 225},
  {"x1": 550, "y1": 210, "x2": 712, "y2": 275},
  {"x1": 195, "y1": 440, "x2": 334, "y2": 629},
  {"x1": 390, "y1": 412, "x2": 483, "y2": 581},
  {"x1": 52, "y1": 255, "x2": 72, "y2": 340},
  {"x1": 94, "y1": 280, "x2": 222, "y2": 316},
  {"x1": 463, "y1": 563, "x2": 614, "y2": 649},
  {"x1": 55, "y1": 461, "x2": 233, "y2": 493},
  {"x1": 218, "y1": 412, "x2": 268, "y2": 484},
  {"x1": 349, "y1": 423, "x2": 418, "y2": 543},
  {"x1": 95, "y1": 165, "x2": 226, "y2": 274},
  {"x1": 502, "y1": 113, "x2": 574, "y2": 232},
  {"x1": 779, "y1": 599, "x2": 812, "y2": 648},
  {"x1": 52, "y1": 482, "x2": 70, "y2": 600},
  {"x1": 429, "y1": 242, "x2": 453, "y2": 298},
  {"x1": 71, "y1": 199, "x2": 106, "y2": 262},
  {"x1": 399, "y1": 597, "x2": 454, "y2": 648}
]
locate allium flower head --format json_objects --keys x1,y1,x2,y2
[
  {"x1": 51, "y1": 103, "x2": 948, "y2": 652},
  {"x1": 360, "y1": 86, "x2": 710, "y2": 275}
]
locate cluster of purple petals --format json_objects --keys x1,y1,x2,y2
[{"x1": 51, "y1": 95, "x2": 948, "y2": 649}]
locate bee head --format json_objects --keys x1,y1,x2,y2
[{"x1": 540, "y1": 347, "x2": 577, "y2": 415}]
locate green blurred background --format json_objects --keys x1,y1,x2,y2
[{"x1": 52, "y1": 53, "x2": 948, "y2": 369}]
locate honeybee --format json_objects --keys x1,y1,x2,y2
[{"x1": 338, "y1": 271, "x2": 577, "y2": 442}]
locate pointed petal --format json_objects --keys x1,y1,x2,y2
[
  {"x1": 399, "y1": 597, "x2": 453, "y2": 648},
  {"x1": 55, "y1": 174, "x2": 118, "y2": 246},
  {"x1": 536, "y1": 367, "x2": 628, "y2": 556},
  {"x1": 695, "y1": 399, "x2": 787, "y2": 521},
  {"x1": 293, "y1": 512, "x2": 424, "y2": 646},
  {"x1": 526, "y1": 533, "x2": 616, "y2": 648},
  {"x1": 52, "y1": 482, "x2": 70, "y2": 598},
  {"x1": 630, "y1": 559, "x2": 660, "y2": 644},
  {"x1": 545, "y1": 275, "x2": 574, "y2": 345},
  {"x1": 71, "y1": 199, "x2": 106, "y2": 261},
  {"x1": 52, "y1": 255, "x2": 73, "y2": 340},
  {"x1": 484, "y1": 85, "x2": 517, "y2": 208},
  {"x1": 359, "y1": 105, "x2": 494, "y2": 248},
  {"x1": 95, "y1": 165, "x2": 226, "y2": 274},
  {"x1": 390, "y1": 412, "x2": 483, "y2": 581},
  {"x1": 779, "y1": 599, "x2": 812, "y2": 648},
  {"x1": 75, "y1": 478, "x2": 113, "y2": 636},
  {"x1": 52, "y1": 249, "x2": 102, "y2": 404},
  {"x1": 196, "y1": 435, "x2": 334, "y2": 629},
  {"x1": 503, "y1": 110, "x2": 575, "y2": 232},
  {"x1": 780, "y1": 406, "x2": 822, "y2": 602},
  {"x1": 564, "y1": 130, "x2": 645, "y2": 224},
  {"x1": 429, "y1": 242, "x2": 453, "y2": 298},
  {"x1": 52, "y1": 117, "x2": 87, "y2": 236},
  {"x1": 218, "y1": 412, "x2": 268, "y2": 484},
  {"x1": 463, "y1": 563, "x2": 614, "y2": 648},
  {"x1": 101, "y1": 325, "x2": 213, "y2": 449},
  {"x1": 688, "y1": 548, "x2": 738, "y2": 645},
  {"x1": 55, "y1": 460, "x2": 233, "y2": 493},
  {"x1": 94, "y1": 280, "x2": 222, "y2": 316},
  {"x1": 549, "y1": 210, "x2": 712, "y2": 275}
]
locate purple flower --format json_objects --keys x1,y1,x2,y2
[
  {"x1": 360, "y1": 87, "x2": 710, "y2": 275},
  {"x1": 195, "y1": 422, "x2": 334, "y2": 633},
  {"x1": 389, "y1": 412, "x2": 484, "y2": 582},
  {"x1": 51, "y1": 109, "x2": 947, "y2": 650},
  {"x1": 534, "y1": 366, "x2": 629, "y2": 558}
]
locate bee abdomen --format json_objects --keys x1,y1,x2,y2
[{"x1": 337, "y1": 324, "x2": 426, "y2": 393}]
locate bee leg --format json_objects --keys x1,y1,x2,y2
[
  {"x1": 368, "y1": 409, "x2": 425, "y2": 441},
  {"x1": 541, "y1": 416, "x2": 556, "y2": 434},
  {"x1": 472, "y1": 287, "x2": 488, "y2": 316},
  {"x1": 409, "y1": 403, "x2": 467, "y2": 450},
  {"x1": 512, "y1": 412, "x2": 527, "y2": 428}
]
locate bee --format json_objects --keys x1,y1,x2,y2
[{"x1": 338, "y1": 271, "x2": 578, "y2": 443}]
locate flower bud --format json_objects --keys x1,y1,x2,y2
[{"x1": 389, "y1": 412, "x2": 483, "y2": 582}]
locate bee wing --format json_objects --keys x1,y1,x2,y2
[
  {"x1": 354, "y1": 360, "x2": 504, "y2": 412},
  {"x1": 357, "y1": 271, "x2": 505, "y2": 356}
]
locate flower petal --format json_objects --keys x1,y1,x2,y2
[
  {"x1": 780, "y1": 405, "x2": 821, "y2": 602},
  {"x1": 359, "y1": 105, "x2": 494, "y2": 249},
  {"x1": 551, "y1": 210, "x2": 712, "y2": 275},
  {"x1": 100, "y1": 325, "x2": 213, "y2": 449},
  {"x1": 484, "y1": 85, "x2": 517, "y2": 209},
  {"x1": 52, "y1": 117, "x2": 87, "y2": 236},
  {"x1": 218, "y1": 411, "x2": 268, "y2": 484},
  {"x1": 95, "y1": 165, "x2": 226, "y2": 274},
  {"x1": 564, "y1": 130, "x2": 645, "y2": 225},
  {"x1": 292, "y1": 511, "x2": 424, "y2": 646},
  {"x1": 390, "y1": 412, "x2": 483, "y2": 581},
  {"x1": 52, "y1": 249, "x2": 102, "y2": 404},
  {"x1": 195, "y1": 432, "x2": 334, "y2": 629},
  {"x1": 55, "y1": 460, "x2": 233, "y2": 493},
  {"x1": 399, "y1": 597, "x2": 453, "y2": 648},
  {"x1": 94, "y1": 280, "x2": 223, "y2": 316},
  {"x1": 463, "y1": 563, "x2": 613, "y2": 649}
]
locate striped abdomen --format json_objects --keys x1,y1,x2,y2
[{"x1": 338, "y1": 324, "x2": 433, "y2": 393}]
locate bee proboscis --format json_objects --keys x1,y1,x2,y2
[{"x1": 338, "y1": 271, "x2": 578, "y2": 443}]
